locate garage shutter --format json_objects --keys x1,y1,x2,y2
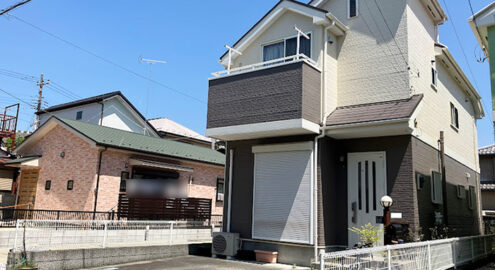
[{"x1": 252, "y1": 149, "x2": 313, "y2": 244}]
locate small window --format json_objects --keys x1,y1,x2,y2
[
  {"x1": 450, "y1": 103, "x2": 459, "y2": 129},
  {"x1": 216, "y1": 178, "x2": 224, "y2": 202},
  {"x1": 348, "y1": 0, "x2": 358, "y2": 18},
  {"x1": 431, "y1": 67, "x2": 438, "y2": 87},
  {"x1": 120, "y1": 171, "x2": 129, "y2": 192},
  {"x1": 263, "y1": 41, "x2": 284, "y2": 62},
  {"x1": 45, "y1": 180, "x2": 51, "y2": 190},
  {"x1": 457, "y1": 185, "x2": 466, "y2": 199},
  {"x1": 76, "y1": 111, "x2": 83, "y2": 120},
  {"x1": 67, "y1": 180, "x2": 74, "y2": 191},
  {"x1": 468, "y1": 186, "x2": 476, "y2": 210},
  {"x1": 431, "y1": 171, "x2": 443, "y2": 204}
]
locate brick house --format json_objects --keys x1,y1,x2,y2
[
  {"x1": 206, "y1": 0, "x2": 484, "y2": 265},
  {"x1": 6, "y1": 117, "x2": 225, "y2": 215}
]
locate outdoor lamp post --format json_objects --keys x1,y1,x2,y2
[{"x1": 380, "y1": 195, "x2": 393, "y2": 227}]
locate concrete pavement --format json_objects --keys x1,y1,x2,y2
[{"x1": 87, "y1": 255, "x2": 310, "y2": 270}]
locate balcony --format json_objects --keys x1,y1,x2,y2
[{"x1": 206, "y1": 55, "x2": 321, "y2": 141}]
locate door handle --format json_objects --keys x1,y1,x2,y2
[{"x1": 352, "y1": 202, "x2": 357, "y2": 223}]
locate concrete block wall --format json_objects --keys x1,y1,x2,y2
[{"x1": 7, "y1": 245, "x2": 188, "y2": 270}]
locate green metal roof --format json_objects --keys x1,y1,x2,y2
[
  {"x1": 57, "y1": 117, "x2": 225, "y2": 165},
  {"x1": 3, "y1": 156, "x2": 41, "y2": 165}
]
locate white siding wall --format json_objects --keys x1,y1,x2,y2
[
  {"x1": 101, "y1": 97, "x2": 156, "y2": 136},
  {"x1": 406, "y1": 0, "x2": 479, "y2": 170},
  {"x1": 321, "y1": 0, "x2": 411, "y2": 107},
  {"x1": 39, "y1": 103, "x2": 102, "y2": 126},
  {"x1": 231, "y1": 11, "x2": 323, "y2": 68}
]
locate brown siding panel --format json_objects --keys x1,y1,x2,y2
[{"x1": 207, "y1": 62, "x2": 321, "y2": 129}]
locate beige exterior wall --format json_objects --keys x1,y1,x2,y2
[
  {"x1": 321, "y1": 0, "x2": 411, "y2": 107},
  {"x1": 406, "y1": 0, "x2": 479, "y2": 171},
  {"x1": 231, "y1": 10, "x2": 323, "y2": 69}
]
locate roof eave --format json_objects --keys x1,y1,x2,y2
[
  {"x1": 435, "y1": 45, "x2": 485, "y2": 119},
  {"x1": 218, "y1": 0, "x2": 329, "y2": 66}
]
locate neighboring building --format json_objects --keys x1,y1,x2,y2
[
  {"x1": 149, "y1": 117, "x2": 213, "y2": 148},
  {"x1": 469, "y1": 3, "x2": 495, "y2": 123},
  {"x1": 36, "y1": 91, "x2": 159, "y2": 137},
  {"x1": 207, "y1": 0, "x2": 484, "y2": 266},
  {"x1": 479, "y1": 144, "x2": 495, "y2": 232},
  {"x1": 6, "y1": 117, "x2": 225, "y2": 215}
]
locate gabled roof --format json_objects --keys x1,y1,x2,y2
[
  {"x1": 16, "y1": 117, "x2": 225, "y2": 166},
  {"x1": 479, "y1": 144, "x2": 495, "y2": 155},
  {"x1": 35, "y1": 91, "x2": 160, "y2": 137},
  {"x1": 218, "y1": 0, "x2": 346, "y2": 66},
  {"x1": 35, "y1": 91, "x2": 122, "y2": 115},
  {"x1": 326, "y1": 94, "x2": 423, "y2": 126},
  {"x1": 148, "y1": 118, "x2": 212, "y2": 143},
  {"x1": 434, "y1": 43, "x2": 484, "y2": 119}
]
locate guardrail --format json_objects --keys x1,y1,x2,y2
[
  {"x1": 210, "y1": 54, "x2": 320, "y2": 78},
  {"x1": 319, "y1": 234, "x2": 495, "y2": 270},
  {"x1": 5, "y1": 219, "x2": 213, "y2": 251}
]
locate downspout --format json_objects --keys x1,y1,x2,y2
[
  {"x1": 314, "y1": 21, "x2": 336, "y2": 262},
  {"x1": 93, "y1": 147, "x2": 107, "y2": 213},
  {"x1": 227, "y1": 146, "x2": 234, "y2": 232}
]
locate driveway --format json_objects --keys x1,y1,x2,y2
[{"x1": 89, "y1": 255, "x2": 309, "y2": 270}]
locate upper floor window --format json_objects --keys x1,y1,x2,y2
[
  {"x1": 450, "y1": 103, "x2": 459, "y2": 130},
  {"x1": 262, "y1": 34, "x2": 311, "y2": 62},
  {"x1": 348, "y1": 0, "x2": 358, "y2": 18},
  {"x1": 76, "y1": 111, "x2": 83, "y2": 120},
  {"x1": 431, "y1": 67, "x2": 438, "y2": 87}
]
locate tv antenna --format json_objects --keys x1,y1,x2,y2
[{"x1": 139, "y1": 56, "x2": 167, "y2": 118}]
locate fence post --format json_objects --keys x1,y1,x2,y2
[
  {"x1": 111, "y1": 210, "x2": 115, "y2": 220},
  {"x1": 145, "y1": 225, "x2": 149, "y2": 241},
  {"x1": 13, "y1": 220, "x2": 20, "y2": 251},
  {"x1": 169, "y1": 221, "x2": 174, "y2": 245},
  {"x1": 319, "y1": 251, "x2": 324, "y2": 270},
  {"x1": 453, "y1": 239, "x2": 457, "y2": 269},
  {"x1": 387, "y1": 245, "x2": 392, "y2": 270},
  {"x1": 56, "y1": 210, "x2": 60, "y2": 220},
  {"x1": 102, "y1": 221, "x2": 108, "y2": 248},
  {"x1": 427, "y1": 241, "x2": 432, "y2": 270}
]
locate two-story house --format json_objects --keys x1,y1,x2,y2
[{"x1": 206, "y1": 0, "x2": 484, "y2": 266}]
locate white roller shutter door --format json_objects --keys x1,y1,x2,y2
[{"x1": 252, "y1": 149, "x2": 313, "y2": 244}]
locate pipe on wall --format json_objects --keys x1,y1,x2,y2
[{"x1": 93, "y1": 147, "x2": 107, "y2": 213}]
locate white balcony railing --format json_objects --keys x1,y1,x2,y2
[{"x1": 211, "y1": 54, "x2": 320, "y2": 78}]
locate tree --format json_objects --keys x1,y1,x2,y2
[{"x1": 5, "y1": 136, "x2": 25, "y2": 150}]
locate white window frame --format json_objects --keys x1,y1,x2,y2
[
  {"x1": 251, "y1": 141, "x2": 314, "y2": 245},
  {"x1": 348, "y1": 0, "x2": 359, "y2": 18},
  {"x1": 431, "y1": 66, "x2": 438, "y2": 88},
  {"x1": 450, "y1": 102, "x2": 459, "y2": 130},
  {"x1": 261, "y1": 31, "x2": 313, "y2": 62}
]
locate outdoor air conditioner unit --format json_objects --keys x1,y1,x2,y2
[{"x1": 211, "y1": 232, "x2": 239, "y2": 258}]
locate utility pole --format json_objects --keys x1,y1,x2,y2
[{"x1": 34, "y1": 74, "x2": 49, "y2": 130}]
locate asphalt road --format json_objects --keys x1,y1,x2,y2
[{"x1": 91, "y1": 255, "x2": 309, "y2": 270}]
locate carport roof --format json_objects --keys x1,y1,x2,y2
[{"x1": 3, "y1": 155, "x2": 41, "y2": 165}]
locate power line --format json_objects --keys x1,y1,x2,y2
[
  {"x1": 468, "y1": 0, "x2": 489, "y2": 56},
  {"x1": 0, "y1": 0, "x2": 32, "y2": 16},
  {"x1": 6, "y1": 13, "x2": 207, "y2": 105}
]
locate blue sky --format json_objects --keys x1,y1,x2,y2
[{"x1": 1, "y1": 0, "x2": 494, "y2": 147}]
